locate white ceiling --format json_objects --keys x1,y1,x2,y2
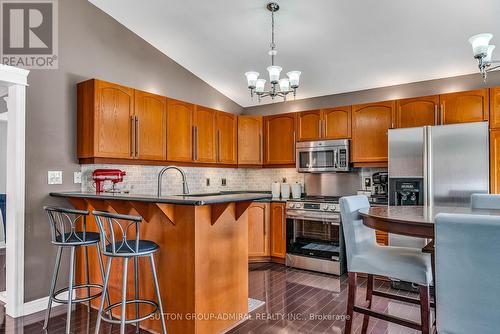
[{"x1": 89, "y1": 0, "x2": 500, "y2": 107}]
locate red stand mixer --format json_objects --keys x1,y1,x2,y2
[{"x1": 92, "y1": 169, "x2": 126, "y2": 193}]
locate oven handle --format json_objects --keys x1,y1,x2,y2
[{"x1": 286, "y1": 215, "x2": 340, "y2": 224}]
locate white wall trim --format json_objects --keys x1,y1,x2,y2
[
  {"x1": 22, "y1": 292, "x2": 69, "y2": 316},
  {"x1": 0, "y1": 65, "x2": 29, "y2": 318}
]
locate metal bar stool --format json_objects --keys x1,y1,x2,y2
[
  {"x1": 93, "y1": 210, "x2": 167, "y2": 334},
  {"x1": 43, "y1": 206, "x2": 111, "y2": 334}
]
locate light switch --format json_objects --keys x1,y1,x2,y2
[
  {"x1": 48, "y1": 171, "x2": 63, "y2": 185},
  {"x1": 74, "y1": 171, "x2": 82, "y2": 184}
]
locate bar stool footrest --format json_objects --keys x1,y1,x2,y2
[
  {"x1": 52, "y1": 283, "x2": 103, "y2": 304},
  {"x1": 99, "y1": 299, "x2": 159, "y2": 325}
]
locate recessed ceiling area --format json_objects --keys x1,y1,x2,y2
[{"x1": 89, "y1": 0, "x2": 500, "y2": 107}]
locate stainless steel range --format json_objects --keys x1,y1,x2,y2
[{"x1": 286, "y1": 196, "x2": 346, "y2": 276}]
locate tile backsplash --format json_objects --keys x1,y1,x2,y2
[{"x1": 81, "y1": 165, "x2": 305, "y2": 195}]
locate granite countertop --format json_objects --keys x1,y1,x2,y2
[{"x1": 49, "y1": 191, "x2": 280, "y2": 206}]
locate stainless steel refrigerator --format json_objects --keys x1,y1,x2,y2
[{"x1": 388, "y1": 121, "x2": 489, "y2": 208}]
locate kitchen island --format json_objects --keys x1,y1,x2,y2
[{"x1": 50, "y1": 191, "x2": 272, "y2": 334}]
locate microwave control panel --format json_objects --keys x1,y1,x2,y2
[{"x1": 338, "y1": 148, "x2": 347, "y2": 168}]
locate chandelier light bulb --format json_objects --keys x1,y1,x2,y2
[
  {"x1": 287, "y1": 71, "x2": 301, "y2": 88},
  {"x1": 279, "y1": 78, "x2": 290, "y2": 92},
  {"x1": 267, "y1": 66, "x2": 282, "y2": 84},
  {"x1": 469, "y1": 33, "x2": 493, "y2": 57},
  {"x1": 255, "y1": 79, "x2": 266, "y2": 93},
  {"x1": 244, "y1": 71, "x2": 259, "y2": 89}
]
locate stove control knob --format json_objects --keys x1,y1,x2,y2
[
  {"x1": 295, "y1": 203, "x2": 302, "y2": 209},
  {"x1": 288, "y1": 202, "x2": 295, "y2": 209}
]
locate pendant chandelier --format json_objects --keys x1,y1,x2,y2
[
  {"x1": 244, "y1": 2, "x2": 301, "y2": 102},
  {"x1": 469, "y1": 33, "x2": 500, "y2": 80}
]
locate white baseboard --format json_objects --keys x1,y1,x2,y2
[{"x1": 22, "y1": 291, "x2": 69, "y2": 316}]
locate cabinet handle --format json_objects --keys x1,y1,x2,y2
[
  {"x1": 195, "y1": 126, "x2": 198, "y2": 161},
  {"x1": 130, "y1": 116, "x2": 135, "y2": 158},
  {"x1": 434, "y1": 105, "x2": 438, "y2": 125},
  {"x1": 440, "y1": 104, "x2": 444, "y2": 125},
  {"x1": 322, "y1": 119, "x2": 326, "y2": 138},
  {"x1": 217, "y1": 130, "x2": 221, "y2": 162},
  {"x1": 135, "y1": 116, "x2": 139, "y2": 158},
  {"x1": 259, "y1": 133, "x2": 263, "y2": 163},
  {"x1": 263, "y1": 207, "x2": 266, "y2": 236},
  {"x1": 281, "y1": 205, "x2": 285, "y2": 239},
  {"x1": 192, "y1": 126, "x2": 196, "y2": 161},
  {"x1": 319, "y1": 119, "x2": 322, "y2": 138}
]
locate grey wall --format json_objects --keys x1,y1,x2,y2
[
  {"x1": 0, "y1": 121, "x2": 6, "y2": 193},
  {"x1": 243, "y1": 71, "x2": 500, "y2": 115},
  {"x1": 24, "y1": 0, "x2": 242, "y2": 302}
]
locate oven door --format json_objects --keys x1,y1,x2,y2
[
  {"x1": 296, "y1": 146, "x2": 336, "y2": 173},
  {"x1": 286, "y1": 213, "x2": 341, "y2": 261}
]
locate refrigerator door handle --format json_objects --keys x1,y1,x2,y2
[{"x1": 424, "y1": 126, "x2": 433, "y2": 207}]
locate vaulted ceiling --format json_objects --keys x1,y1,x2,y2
[{"x1": 89, "y1": 0, "x2": 500, "y2": 107}]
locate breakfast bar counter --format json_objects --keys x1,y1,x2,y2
[{"x1": 50, "y1": 191, "x2": 272, "y2": 334}]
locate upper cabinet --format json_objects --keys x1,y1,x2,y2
[
  {"x1": 166, "y1": 99, "x2": 194, "y2": 162},
  {"x1": 396, "y1": 95, "x2": 439, "y2": 128},
  {"x1": 77, "y1": 79, "x2": 134, "y2": 159},
  {"x1": 216, "y1": 111, "x2": 238, "y2": 164},
  {"x1": 264, "y1": 113, "x2": 296, "y2": 165},
  {"x1": 351, "y1": 101, "x2": 395, "y2": 163},
  {"x1": 323, "y1": 106, "x2": 352, "y2": 139},
  {"x1": 134, "y1": 90, "x2": 167, "y2": 160},
  {"x1": 297, "y1": 110, "x2": 321, "y2": 141},
  {"x1": 489, "y1": 87, "x2": 500, "y2": 129},
  {"x1": 297, "y1": 107, "x2": 351, "y2": 141},
  {"x1": 238, "y1": 116, "x2": 263, "y2": 166},
  {"x1": 193, "y1": 106, "x2": 216, "y2": 163},
  {"x1": 439, "y1": 89, "x2": 489, "y2": 125}
]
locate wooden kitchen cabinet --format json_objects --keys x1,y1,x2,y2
[
  {"x1": 216, "y1": 111, "x2": 237, "y2": 164},
  {"x1": 270, "y1": 202, "x2": 287, "y2": 259},
  {"x1": 134, "y1": 90, "x2": 167, "y2": 160},
  {"x1": 351, "y1": 101, "x2": 395, "y2": 163},
  {"x1": 490, "y1": 129, "x2": 500, "y2": 194},
  {"x1": 396, "y1": 95, "x2": 440, "y2": 128},
  {"x1": 77, "y1": 79, "x2": 134, "y2": 159},
  {"x1": 297, "y1": 110, "x2": 322, "y2": 141},
  {"x1": 322, "y1": 106, "x2": 352, "y2": 139},
  {"x1": 248, "y1": 202, "x2": 270, "y2": 258},
  {"x1": 489, "y1": 87, "x2": 500, "y2": 129},
  {"x1": 264, "y1": 113, "x2": 296, "y2": 165},
  {"x1": 439, "y1": 89, "x2": 489, "y2": 125},
  {"x1": 166, "y1": 99, "x2": 194, "y2": 162},
  {"x1": 238, "y1": 116, "x2": 263, "y2": 165},
  {"x1": 193, "y1": 106, "x2": 216, "y2": 163}
]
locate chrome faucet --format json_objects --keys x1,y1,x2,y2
[{"x1": 157, "y1": 166, "x2": 189, "y2": 197}]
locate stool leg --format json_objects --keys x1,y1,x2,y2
[
  {"x1": 149, "y1": 254, "x2": 167, "y2": 334},
  {"x1": 345, "y1": 272, "x2": 357, "y2": 334},
  {"x1": 420, "y1": 285, "x2": 431, "y2": 334},
  {"x1": 66, "y1": 246, "x2": 76, "y2": 334},
  {"x1": 95, "y1": 257, "x2": 112, "y2": 334},
  {"x1": 134, "y1": 257, "x2": 139, "y2": 334},
  {"x1": 43, "y1": 246, "x2": 63, "y2": 330},
  {"x1": 95, "y1": 245, "x2": 112, "y2": 320},
  {"x1": 120, "y1": 258, "x2": 129, "y2": 334},
  {"x1": 362, "y1": 274, "x2": 374, "y2": 334},
  {"x1": 84, "y1": 246, "x2": 91, "y2": 313}
]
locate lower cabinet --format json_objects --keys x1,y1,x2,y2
[
  {"x1": 270, "y1": 202, "x2": 287, "y2": 259},
  {"x1": 248, "y1": 203, "x2": 270, "y2": 258}
]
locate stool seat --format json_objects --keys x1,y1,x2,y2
[
  {"x1": 55, "y1": 231, "x2": 100, "y2": 245},
  {"x1": 105, "y1": 240, "x2": 159, "y2": 256}
]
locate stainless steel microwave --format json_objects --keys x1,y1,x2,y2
[{"x1": 296, "y1": 139, "x2": 350, "y2": 173}]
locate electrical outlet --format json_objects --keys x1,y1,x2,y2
[
  {"x1": 221, "y1": 178, "x2": 227, "y2": 186},
  {"x1": 364, "y1": 177, "x2": 371, "y2": 188},
  {"x1": 206, "y1": 178, "x2": 210, "y2": 186},
  {"x1": 48, "y1": 171, "x2": 63, "y2": 185},
  {"x1": 74, "y1": 171, "x2": 82, "y2": 184}
]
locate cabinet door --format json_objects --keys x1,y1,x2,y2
[
  {"x1": 352, "y1": 101, "x2": 395, "y2": 163},
  {"x1": 166, "y1": 99, "x2": 194, "y2": 162},
  {"x1": 95, "y1": 80, "x2": 134, "y2": 158},
  {"x1": 297, "y1": 110, "x2": 321, "y2": 141},
  {"x1": 490, "y1": 130, "x2": 500, "y2": 194},
  {"x1": 238, "y1": 116, "x2": 263, "y2": 165},
  {"x1": 396, "y1": 95, "x2": 439, "y2": 128},
  {"x1": 193, "y1": 106, "x2": 216, "y2": 163},
  {"x1": 322, "y1": 106, "x2": 352, "y2": 139},
  {"x1": 216, "y1": 111, "x2": 237, "y2": 164},
  {"x1": 264, "y1": 113, "x2": 296, "y2": 165},
  {"x1": 134, "y1": 90, "x2": 167, "y2": 160},
  {"x1": 270, "y1": 203, "x2": 286, "y2": 259},
  {"x1": 489, "y1": 87, "x2": 500, "y2": 129},
  {"x1": 248, "y1": 203, "x2": 270, "y2": 257},
  {"x1": 440, "y1": 89, "x2": 489, "y2": 125}
]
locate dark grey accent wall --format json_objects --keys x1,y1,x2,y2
[
  {"x1": 243, "y1": 71, "x2": 500, "y2": 115},
  {"x1": 24, "y1": 0, "x2": 241, "y2": 302}
]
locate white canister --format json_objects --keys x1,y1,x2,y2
[
  {"x1": 271, "y1": 182, "x2": 281, "y2": 198},
  {"x1": 291, "y1": 182, "x2": 302, "y2": 199},
  {"x1": 281, "y1": 183, "x2": 291, "y2": 199}
]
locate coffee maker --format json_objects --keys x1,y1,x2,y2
[{"x1": 370, "y1": 172, "x2": 388, "y2": 204}]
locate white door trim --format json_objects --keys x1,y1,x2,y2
[{"x1": 0, "y1": 64, "x2": 29, "y2": 318}]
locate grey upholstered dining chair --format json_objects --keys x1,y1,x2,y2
[
  {"x1": 435, "y1": 213, "x2": 500, "y2": 334},
  {"x1": 339, "y1": 195, "x2": 432, "y2": 334},
  {"x1": 470, "y1": 193, "x2": 500, "y2": 209}
]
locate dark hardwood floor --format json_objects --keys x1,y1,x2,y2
[{"x1": 1, "y1": 263, "x2": 424, "y2": 333}]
